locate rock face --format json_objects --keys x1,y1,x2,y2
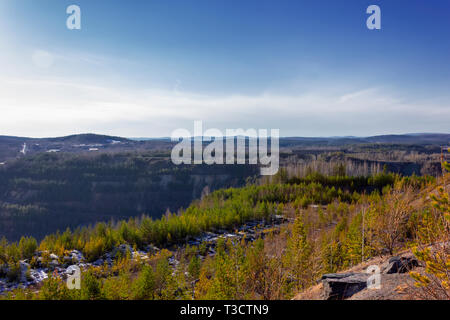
[
  {"x1": 318, "y1": 254, "x2": 421, "y2": 300},
  {"x1": 321, "y1": 273, "x2": 369, "y2": 300},
  {"x1": 381, "y1": 256, "x2": 419, "y2": 274}
]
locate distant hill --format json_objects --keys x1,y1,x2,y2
[
  {"x1": 1, "y1": 133, "x2": 448, "y2": 162},
  {"x1": 0, "y1": 133, "x2": 129, "y2": 143},
  {"x1": 281, "y1": 133, "x2": 450, "y2": 146},
  {"x1": 44, "y1": 133, "x2": 131, "y2": 144},
  {"x1": 0, "y1": 134, "x2": 172, "y2": 162},
  {"x1": 364, "y1": 133, "x2": 450, "y2": 144}
]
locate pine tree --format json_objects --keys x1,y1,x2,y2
[
  {"x1": 207, "y1": 239, "x2": 237, "y2": 299},
  {"x1": 18, "y1": 237, "x2": 37, "y2": 260},
  {"x1": 39, "y1": 275, "x2": 74, "y2": 300},
  {"x1": 81, "y1": 270, "x2": 102, "y2": 300},
  {"x1": 154, "y1": 258, "x2": 177, "y2": 299},
  {"x1": 410, "y1": 152, "x2": 449, "y2": 299},
  {"x1": 282, "y1": 216, "x2": 313, "y2": 296},
  {"x1": 194, "y1": 259, "x2": 213, "y2": 299},
  {"x1": 188, "y1": 255, "x2": 201, "y2": 281}
]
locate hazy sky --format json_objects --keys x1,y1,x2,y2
[{"x1": 0, "y1": 0, "x2": 449, "y2": 137}]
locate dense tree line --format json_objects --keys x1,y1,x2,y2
[{"x1": 0, "y1": 152, "x2": 258, "y2": 240}]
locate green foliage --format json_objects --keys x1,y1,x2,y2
[
  {"x1": 102, "y1": 272, "x2": 132, "y2": 300},
  {"x1": 188, "y1": 255, "x2": 201, "y2": 281},
  {"x1": 19, "y1": 237, "x2": 38, "y2": 260},
  {"x1": 131, "y1": 265, "x2": 156, "y2": 300},
  {"x1": 6, "y1": 262, "x2": 21, "y2": 283},
  {"x1": 39, "y1": 276, "x2": 75, "y2": 300},
  {"x1": 410, "y1": 161, "x2": 449, "y2": 299},
  {"x1": 81, "y1": 270, "x2": 103, "y2": 300},
  {"x1": 154, "y1": 258, "x2": 176, "y2": 299},
  {"x1": 0, "y1": 151, "x2": 258, "y2": 241},
  {"x1": 282, "y1": 217, "x2": 313, "y2": 295}
]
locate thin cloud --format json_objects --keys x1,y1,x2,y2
[{"x1": 0, "y1": 76, "x2": 448, "y2": 137}]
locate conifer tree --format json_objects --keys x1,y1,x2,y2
[
  {"x1": 282, "y1": 216, "x2": 312, "y2": 295},
  {"x1": 410, "y1": 152, "x2": 449, "y2": 299},
  {"x1": 81, "y1": 270, "x2": 103, "y2": 300}
]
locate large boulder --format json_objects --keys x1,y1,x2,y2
[
  {"x1": 381, "y1": 256, "x2": 419, "y2": 274},
  {"x1": 321, "y1": 273, "x2": 369, "y2": 300}
]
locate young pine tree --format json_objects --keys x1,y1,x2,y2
[
  {"x1": 410, "y1": 155, "x2": 449, "y2": 299},
  {"x1": 132, "y1": 265, "x2": 156, "y2": 300},
  {"x1": 282, "y1": 216, "x2": 313, "y2": 296}
]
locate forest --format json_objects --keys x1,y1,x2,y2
[
  {"x1": 0, "y1": 151, "x2": 258, "y2": 240},
  {"x1": 0, "y1": 136, "x2": 445, "y2": 241},
  {"x1": 1, "y1": 162, "x2": 448, "y2": 300}
]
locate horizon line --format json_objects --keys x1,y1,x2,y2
[{"x1": 1, "y1": 132, "x2": 450, "y2": 140}]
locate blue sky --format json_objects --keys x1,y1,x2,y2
[{"x1": 0, "y1": 0, "x2": 449, "y2": 137}]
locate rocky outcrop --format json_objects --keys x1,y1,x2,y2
[
  {"x1": 297, "y1": 253, "x2": 423, "y2": 300},
  {"x1": 381, "y1": 256, "x2": 419, "y2": 274},
  {"x1": 321, "y1": 273, "x2": 369, "y2": 300}
]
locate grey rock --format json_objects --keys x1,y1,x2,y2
[
  {"x1": 49, "y1": 253, "x2": 59, "y2": 260},
  {"x1": 381, "y1": 256, "x2": 419, "y2": 274},
  {"x1": 70, "y1": 250, "x2": 84, "y2": 262},
  {"x1": 321, "y1": 273, "x2": 357, "y2": 280},
  {"x1": 321, "y1": 273, "x2": 369, "y2": 300},
  {"x1": 92, "y1": 259, "x2": 104, "y2": 266}
]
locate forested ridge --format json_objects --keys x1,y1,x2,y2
[
  {"x1": 0, "y1": 152, "x2": 258, "y2": 240},
  {"x1": 1, "y1": 166, "x2": 448, "y2": 300}
]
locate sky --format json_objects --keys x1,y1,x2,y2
[{"x1": 0, "y1": 0, "x2": 449, "y2": 138}]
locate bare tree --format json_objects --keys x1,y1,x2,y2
[{"x1": 371, "y1": 185, "x2": 414, "y2": 255}]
